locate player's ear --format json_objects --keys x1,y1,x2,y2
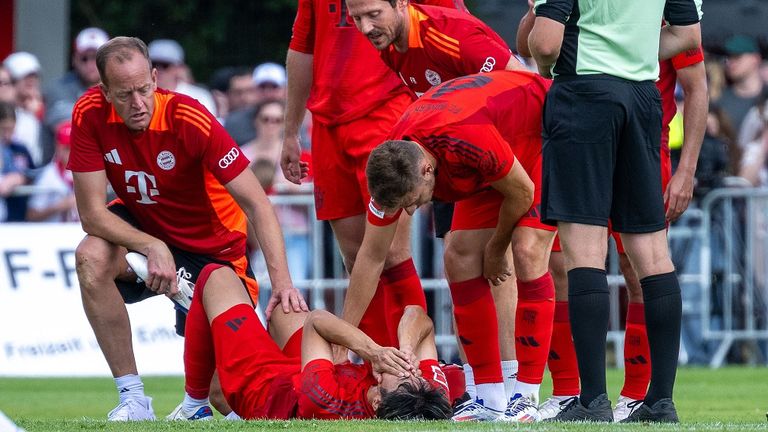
[{"x1": 370, "y1": 387, "x2": 383, "y2": 411}]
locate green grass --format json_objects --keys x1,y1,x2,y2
[{"x1": 2, "y1": 367, "x2": 767, "y2": 431}]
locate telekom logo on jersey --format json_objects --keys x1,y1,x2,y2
[{"x1": 125, "y1": 171, "x2": 159, "y2": 204}]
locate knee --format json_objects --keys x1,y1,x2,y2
[
  {"x1": 75, "y1": 236, "x2": 121, "y2": 289},
  {"x1": 443, "y1": 243, "x2": 474, "y2": 277}
]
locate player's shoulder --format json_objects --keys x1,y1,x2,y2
[
  {"x1": 165, "y1": 89, "x2": 216, "y2": 137},
  {"x1": 72, "y1": 86, "x2": 107, "y2": 127}
]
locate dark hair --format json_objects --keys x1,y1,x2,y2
[
  {"x1": 96, "y1": 36, "x2": 151, "y2": 87},
  {"x1": 366, "y1": 140, "x2": 423, "y2": 209},
  {"x1": 375, "y1": 380, "x2": 452, "y2": 420}
]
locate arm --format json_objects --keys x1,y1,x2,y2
[
  {"x1": 485, "y1": 160, "x2": 534, "y2": 285},
  {"x1": 528, "y1": 16, "x2": 565, "y2": 78},
  {"x1": 302, "y1": 309, "x2": 414, "y2": 377},
  {"x1": 665, "y1": 61, "x2": 708, "y2": 221},
  {"x1": 281, "y1": 49, "x2": 313, "y2": 184},
  {"x1": 341, "y1": 220, "x2": 399, "y2": 328},
  {"x1": 73, "y1": 170, "x2": 176, "y2": 293},
  {"x1": 516, "y1": 0, "x2": 536, "y2": 58},
  {"x1": 225, "y1": 168, "x2": 308, "y2": 318},
  {"x1": 397, "y1": 305, "x2": 438, "y2": 364},
  {"x1": 659, "y1": 23, "x2": 701, "y2": 61}
]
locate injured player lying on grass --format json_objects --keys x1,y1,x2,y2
[{"x1": 166, "y1": 263, "x2": 452, "y2": 421}]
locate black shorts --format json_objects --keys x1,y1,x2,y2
[
  {"x1": 432, "y1": 200, "x2": 455, "y2": 239},
  {"x1": 109, "y1": 203, "x2": 255, "y2": 336},
  {"x1": 541, "y1": 75, "x2": 666, "y2": 233}
]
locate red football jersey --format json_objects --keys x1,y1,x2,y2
[
  {"x1": 68, "y1": 87, "x2": 250, "y2": 261},
  {"x1": 289, "y1": 0, "x2": 466, "y2": 126},
  {"x1": 367, "y1": 71, "x2": 549, "y2": 226},
  {"x1": 295, "y1": 359, "x2": 377, "y2": 419},
  {"x1": 380, "y1": 4, "x2": 512, "y2": 96}
]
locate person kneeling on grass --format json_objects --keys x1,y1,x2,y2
[{"x1": 169, "y1": 263, "x2": 452, "y2": 420}]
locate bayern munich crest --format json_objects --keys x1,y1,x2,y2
[
  {"x1": 425, "y1": 69, "x2": 442, "y2": 86},
  {"x1": 156, "y1": 150, "x2": 176, "y2": 170}
]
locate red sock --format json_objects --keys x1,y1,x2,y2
[
  {"x1": 549, "y1": 301, "x2": 580, "y2": 396},
  {"x1": 621, "y1": 302, "x2": 651, "y2": 400},
  {"x1": 449, "y1": 277, "x2": 502, "y2": 384},
  {"x1": 183, "y1": 264, "x2": 222, "y2": 399},
  {"x1": 515, "y1": 273, "x2": 555, "y2": 385},
  {"x1": 358, "y1": 279, "x2": 391, "y2": 347},
  {"x1": 382, "y1": 258, "x2": 427, "y2": 345}
]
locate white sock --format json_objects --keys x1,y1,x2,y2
[
  {"x1": 462, "y1": 363, "x2": 476, "y2": 400},
  {"x1": 513, "y1": 381, "x2": 541, "y2": 405},
  {"x1": 501, "y1": 360, "x2": 519, "y2": 400},
  {"x1": 115, "y1": 374, "x2": 145, "y2": 404},
  {"x1": 476, "y1": 382, "x2": 507, "y2": 412},
  {"x1": 182, "y1": 393, "x2": 209, "y2": 413}
]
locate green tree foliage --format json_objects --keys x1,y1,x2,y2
[{"x1": 71, "y1": 0, "x2": 298, "y2": 86}]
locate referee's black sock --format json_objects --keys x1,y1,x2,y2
[
  {"x1": 567, "y1": 267, "x2": 610, "y2": 407},
  {"x1": 641, "y1": 271, "x2": 682, "y2": 406}
]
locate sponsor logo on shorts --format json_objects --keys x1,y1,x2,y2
[
  {"x1": 218, "y1": 147, "x2": 240, "y2": 169},
  {"x1": 425, "y1": 69, "x2": 442, "y2": 86},
  {"x1": 368, "y1": 198, "x2": 385, "y2": 219},
  {"x1": 480, "y1": 56, "x2": 497, "y2": 73},
  {"x1": 156, "y1": 150, "x2": 176, "y2": 170}
]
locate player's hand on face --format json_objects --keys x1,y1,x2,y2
[
  {"x1": 664, "y1": 171, "x2": 694, "y2": 222},
  {"x1": 399, "y1": 346, "x2": 420, "y2": 372},
  {"x1": 371, "y1": 347, "x2": 415, "y2": 378},
  {"x1": 265, "y1": 285, "x2": 309, "y2": 321},
  {"x1": 281, "y1": 135, "x2": 309, "y2": 184},
  {"x1": 483, "y1": 242, "x2": 513, "y2": 286},
  {"x1": 144, "y1": 242, "x2": 177, "y2": 295}
]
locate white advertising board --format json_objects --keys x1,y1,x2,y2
[{"x1": 0, "y1": 223, "x2": 184, "y2": 376}]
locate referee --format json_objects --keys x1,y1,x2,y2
[{"x1": 528, "y1": 0, "x2": 702, "y2": 423}]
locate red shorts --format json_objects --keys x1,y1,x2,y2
[
  {"x1": 212, "y1": 304, "x2": 301, "y2": 419},
  {"x1": 311, "y1": 92, "x2": 413, "y2": 220}
]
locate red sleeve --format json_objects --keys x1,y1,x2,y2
[
  {"x1": 68, "y1": 98, "x2": 104, "y2": 172},
  {"x1": 671, "y1": 46, "x2": 704, "y2": 70},
  {"x1": 289, "y1": 0, "x2": 315, "y2": 54},
  {"x1": 174, "y1": 97, "x2": 249, "y2": 185},
  {"x1": 455, "y1": 25, "x2": 512, "y2": 75},
  {"x1": 366, "y1": 197, "x2": 402, "y2": 226},
  {"x1": 418, "y1": 359, "x2": 450, "y2": 396}
]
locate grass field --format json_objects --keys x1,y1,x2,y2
[{"x1": 2, "y1": 367, "x2": 767, "y2": 431}]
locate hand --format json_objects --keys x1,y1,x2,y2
[
  {"x1": 483, "y1": 241, "x2": 513, "y2": 286},
  {"x1": 398, "y1": 346, "x2": 420, "y2": 373},
  {"x1": 537, "y1": 64, "x2": 553, "y2": 79},
  {"x1": 370, "y1": 347, "x2": 416, "y2": 381},
  {"x1": 143, "y1": 242, "x2": 177, "y2": 295},
  {"x1": 265, "y1": 285, "x2": 309, "y2": 321},
  {"x1": 528, "y1": 0, "x2": 535, "y2": 9},
  {"x1": 281, "y1": 135, "x2": 310, "y2": 184},
  {"x1": 664, "y1": 171, "x2": 694, "y2": 222},
  {"x1": 332, "y1": 344, "x2": 350, "y2": 364}
]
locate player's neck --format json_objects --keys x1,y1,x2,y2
[{"x1": 393, "y1": 11, "x2": 410, "y2": 53}]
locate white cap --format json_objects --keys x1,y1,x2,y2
[
  {"x1": 252, "y1": 62, "x2": 286, "y2": 87},
  {"x1": 75, "y1": 27, "x2": 109, "y2": 52},
  {"x1": 148, "y1": 39, "x2": 184, "y2": 65},
  {"x1": 3, "y1": 52, "x2": 41, "y2": 81}
]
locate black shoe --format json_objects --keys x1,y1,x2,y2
[
  {"x1": 547, "y1": 393, "x2": 613, "y2": 422},
  {"x1": 621, "y1": 398, "x2": 679, "y2": 423},
  {"x1": 452, "y1": 392, "x2": 471, "y2": 411}
]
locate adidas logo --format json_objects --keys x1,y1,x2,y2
[
  {"x1": 516, "y1": 336, "x2": 540, "y2": 347},
  {"x1": 625, "y1": 355, "x2": 648, "y2": 365},
  {"x1": 104, "y1": 148, "x2": 122, "y2": 165},
  {"x1": 225, "y1": 316, "x2": 248, "y2": 332},
  {"x1": 548, "y1": 350, "x2": 561, "y2": 361}
]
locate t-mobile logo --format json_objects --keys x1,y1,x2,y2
[{"x1": 125, "y1": 171, "x2": 159, "y2": 204}]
